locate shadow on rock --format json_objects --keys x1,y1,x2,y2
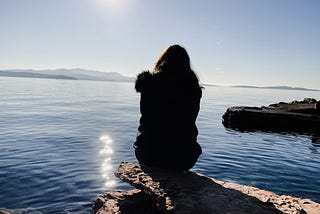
[
  {"x1": 113, "y1": 163, "x2": 282, "y2": 214},
  {"x1": 94, "y1": 162, "x2": 320, "y2": 214}
]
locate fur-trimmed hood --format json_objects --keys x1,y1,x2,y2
[
  {"x1": 135, "y1": 71, "x2": 153, "y2": 92},
  {"x1": 135, "y1": 70, "x2": 202, "y2": 97}
]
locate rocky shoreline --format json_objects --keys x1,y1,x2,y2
[
  {"x1": 222, "y1": 98, "x2": 320, "y2": 133},
  {"x1": 93, "y1": 162, "x2": 320, "y2": 214}
]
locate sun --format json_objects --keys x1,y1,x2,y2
[
  {"x1": 96, "y1": 0, "x2": 124, "y2": 10},
  {"x1": 93, "y1": 0, "x2": 135, "y2": 20},
  {"x1": 104, "y1": 0, "x2": 120, "y2": 6}
]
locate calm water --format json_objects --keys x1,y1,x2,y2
[{"x1": 0, "y1": 77, "x2": 319, "y2": 213}]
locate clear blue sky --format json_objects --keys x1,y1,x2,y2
[{"x1": 1, "y1": 0, "x2": 319, "y2": 88}]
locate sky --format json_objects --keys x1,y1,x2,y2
[{"x1": 0, "y1": 0, "x2": 319, "y2": 89}]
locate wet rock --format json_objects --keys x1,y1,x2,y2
[
  {"x1": 93, "y1": 162, "x2": 320, "y2": 214},
  {"x1": 222, "y1": 98, "x2": 320, "y2": 133}
]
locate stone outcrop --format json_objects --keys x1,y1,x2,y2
[
  {"x1": 267, "y1": 98, "x2": 319, "y2": 114},
  {"x1": 222, "y1": 98, "x2": 320, "y2": 133},
  {"x1": 94, "y1": 162, "x2": 320, "y2": 214}
]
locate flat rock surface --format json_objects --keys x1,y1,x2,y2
[{"x1": 100, "y1": 162, "x2": 320, "y2": 214}]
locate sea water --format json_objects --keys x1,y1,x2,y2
[{"x1": 0, "y1": 77, "x2": 319, "y2": 213}]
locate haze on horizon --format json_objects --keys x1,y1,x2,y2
[{"x1": 1, "y1": 0, "x2": 319, "y2": 89}]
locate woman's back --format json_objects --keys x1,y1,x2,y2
[{"x1": 134, "y1": 45, "x2": 202, "y2": 171}]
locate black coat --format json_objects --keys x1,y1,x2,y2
[{"x1": 134, "y1": 70, "x2": 202, "y2": 171}]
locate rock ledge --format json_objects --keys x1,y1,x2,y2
[
  {"x1": 222, "y1": 98, "x2": 320, "y2": 133},
  {"x1": 94, "y1": 162, "x2": 320, "y2": 214}
]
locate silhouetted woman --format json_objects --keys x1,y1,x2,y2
[{"x1": 134, "y1": 44, "x2": 202, "y2": 171}]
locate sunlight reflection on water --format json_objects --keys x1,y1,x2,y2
[{"x1": 99, "y1": 134, "x2": 116, "y2": 188}]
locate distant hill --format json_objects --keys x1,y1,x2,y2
[
  {"x1": 0, "y1": 71, "x2": 76, "y2": 80},
  {"x1": 232, "y1": 85, "x2": 320, "y2": 92},
  {"x1": 202, "y1": 83, "x2": 219, "y2": 87},
  {"x1": 0, "y1": 68, "x2": 135, "y2": 82}
]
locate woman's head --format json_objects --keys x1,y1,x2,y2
[{"x1": 153, "y1": 44, "x2": 192, "y2": 73}]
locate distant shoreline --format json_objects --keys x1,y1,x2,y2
[
  {"x1": 203, "y1": 84, "x2": 320, "y2": 92},
  {"x1": 1, "y1": 69, "x2": 319, "y2": 91},
  {"x1": 0, "y1": 71, "x2": 76, "y2": 80},
  {"x1": 0, "y1": 69, "x2": 135, "y2": 83},
  {"x1": 231, "y1": 85, "x2": 320, "y2": 92}
]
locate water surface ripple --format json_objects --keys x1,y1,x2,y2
[{"x1": 0, "y1": 77, "x2": 319, "y2": 213}]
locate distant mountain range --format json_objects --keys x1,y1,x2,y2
[
  {"x1": 231, "y1": 85, "x2": 320, "y2": 92},
  {"x1": 203, "y1": 84, "x2": 319, "y2": 91},
  {"x1": 0, "y1": 68, "x2": 135, "y2": 82},
  {"x1": 0, "y1": 69, "x2": 318, "y2": 92}
]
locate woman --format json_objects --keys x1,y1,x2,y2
[{"x1": 134, "y1": 44, "x2": 202, "y2": 171}]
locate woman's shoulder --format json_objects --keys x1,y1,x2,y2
[{"x1": 135, "y1": 71, "x2": 154, "y2": 92}]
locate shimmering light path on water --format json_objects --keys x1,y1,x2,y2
[{"x1": 0, "y1": 77, "x2": 319, "y2": 213}]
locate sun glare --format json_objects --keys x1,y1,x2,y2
[
  {"x1": 104, "y1": 0, "x2": 120, "y2": 7},
  {"x1": 95, "y1": 0, "x2": 127, "y2": 12},
  {"x1": 92, "y1": 0, "x2": 136, "y2": 21}
]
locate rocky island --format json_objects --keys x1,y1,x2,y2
[
  {"x1": 93, "y1": 162, "x2": 320, "y2": 214},
  {"x1": 222, "y1": 98, "x2": 320, "y2": 133}
]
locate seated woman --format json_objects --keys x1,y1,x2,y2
[{"x1": 134, "y1": 44, "x2": 202, "y2": 171}]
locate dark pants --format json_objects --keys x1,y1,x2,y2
[{"x1": 134, "y1": 143, "x2": 201, "y2": 172}]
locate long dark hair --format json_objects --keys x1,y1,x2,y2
[{"x1": 153, "y1": 44, "x2": 200, "y2": 83}]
